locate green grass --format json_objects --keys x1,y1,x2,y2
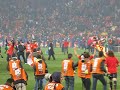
[{"x1": 0, "y1": 47, "x2": 120, "y2": 90}]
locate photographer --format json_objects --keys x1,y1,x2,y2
[
  {"x1": 74, "y1": 52, "x2": 92, "y2": 90},
  {"x1": 0, "y1": 78, "x2": 14, "y2": 90},
  {"x1": 91, "y1": 51, "x2": 107, "y2": 90}
]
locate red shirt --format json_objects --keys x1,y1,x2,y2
[
  {"x1": 105, "y1": 57, "x2": 119, "y2": 73},
  {"x1": 7, "y1": 44, "x2": 14, "y2": 55},
  {"x1": 31, "y1": 42, "x2": 38, "y2": 51},
  {"x1": 63, "y1": 41, "x2": 69, "y2": 47}
]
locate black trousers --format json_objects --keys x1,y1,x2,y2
[
  {"x1": 26, "y1": 52, "x2": 30, "y2": 61},
  {"x1": 92, "y1": 74, "x2": 107, "y2": 90},
  {"x1": 81, "y1": 78, "x2": 91, "y2": 90},
  {"x1": 17, "y1": 52, "x2": 26, "y2": 63},
  {"x1": 48, "y1": 54, "x2": 55, "y2": 60},
  {"x1": 6, "y1": 54, "x2": 12, "y2": 61}
]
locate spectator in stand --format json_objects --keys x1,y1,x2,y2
[{"x1": 108, "y1": 38, "x2": 114, "y2": 51}]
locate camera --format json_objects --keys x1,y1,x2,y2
[{"x1": 81, "y1": 55, "x2": 85, "y2": 62}]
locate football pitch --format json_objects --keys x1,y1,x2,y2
[{"x1": 0, "y1": 47, "x2": 120, "y2": 90}]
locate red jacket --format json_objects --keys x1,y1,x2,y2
[{"x1": 105, "y1": 57, "x2": 119, "y2": 73}]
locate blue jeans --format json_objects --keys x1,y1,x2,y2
[
  {"x1": 34, "y1": 78, "x2": 44, "y2": 90},
  {"x1": 92, "y1": 74, "x2": 107, "y2": 90},
  {"x1": 65, "y1": 76, "x2": 74, "y2": 90}
]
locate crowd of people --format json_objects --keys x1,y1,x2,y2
[
  {"x1": 0, "y1": 0, "x2": 120, "y2": 90},
  {"x1": 0, "y1": 0, "x2": 120, "y2": 47},
  {"x1": 0, "y1": 36, "x2": 119, "y2": 90}
]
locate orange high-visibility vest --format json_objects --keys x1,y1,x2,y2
[
  {"x1": 62, "y1": 60, "x2": 74, "y2": 76},
  {"x1": 0, "y1": 85, "x2": 13, "y2": 90},
  {"x1": 45, "y1": 82, "x2": 64, "y2": 90},
  {"x1": 92, "y1": 58, "x2": 105, "y2": 74},
  {"x1": 78, "y1": 60, "x2": 92, "y2": 78},
  {"x1": 35, "y1": 61, "x2": 46, "y2": 75},
  {"x1": 9, "y1": 60, "x2": 21, "y2": 74},
  {"x1": 12, "y1": 68, "x2": 27, "y2": 81}
]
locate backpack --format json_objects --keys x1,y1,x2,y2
[{"x1": 18, "y1": 45, "x2": 25, "y2": 52}]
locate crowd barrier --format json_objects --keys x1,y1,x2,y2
[{"x1": 113, "y1": 46, "x2": 120, "y2": 52}]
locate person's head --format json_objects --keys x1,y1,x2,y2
[
  {"x1": 5, "y1": 78, "x2": 14, "y2": 87},
  {"x1": 36, "y1": 47, "x2": 42, "y2": 54},
  {"x1": 36, "y1": 54, "x2": 43, "y2": 63},
  {"x1": 68, "y1": 53, "x2": 72, "y2": 59},
  {"x1": 49, "y1": 42, "x2": 53, "y2": 47},
  {"x1": 11, "y1": 54, "x2": 17, "y2": 60},
  {"x1": 83, "y1": 52, "x2": 90, "y2": 62},
  {"x1": 98, "y1": 51, "x2": 104, "y2": 57},
  {"x1": 51, "y1": 72, "x2": 63, "y2": 83},
  {"x1": 107, "y1": 50, "x2": 114, "y2": 57},
  {"x1": 32, "y1": 39, "x2": 36, "y2": 43},
  {"x1": 27, "y1": 41, "x2": 30, "y2": 44},
  {"x1": 84, "y1": 52, "x2": 90, "y2": 58},
  {"x1": 36, "y1": 54, "x2": 42, "y2": 59}
]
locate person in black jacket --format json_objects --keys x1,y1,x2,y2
[
  {"x1": 48, "y1": 42, "x2": 55, "y2": 60},
  {"x1": 15, "y1": 41, "x2": 26, "y2": 63}
]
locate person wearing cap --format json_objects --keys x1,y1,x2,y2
[
  {"x1": 0, "y1": 78, "x2": 14, "y2": 90},
  {"x1": 33, "y1": 54, "x2": 48, "y2": 90},
  {"x1": 62, "y1": 53, "x2": 75, "y2": 90},
  {"x1": 74, "y1": 52, "x2": 92, "y2": 90},
  {"x1": 44, "y1": 72, "x2": 64, "y2": 90}
]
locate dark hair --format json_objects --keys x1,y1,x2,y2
[
  {"x1": 27, "y1": 41, "x2": 30, "y2": 44},
  {"x1": 6, "y1": 78, "x2": 14, "y2": 84},
  {"x1": 107, "y1": 50, "x2": 114, "y2": 57},
  {"x1": 68, "y1": 53, "x2": 72, "y2": 59},
  {"x1": 84, "y1": 52, "x2": 90, "y2": 58},
  {"x1": 36, "y1": 54, "x2": 42, "y2": 59},
  {"x1": 98, "y1": 51, "x2": 104, "y2": 57}
]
